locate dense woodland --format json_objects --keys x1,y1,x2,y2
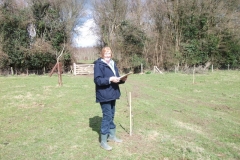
[{"x1": 0, "y1": 0, "x2": 240, "y2": 74}]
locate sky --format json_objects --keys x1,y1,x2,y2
[
  {"x1": 72, "y1": 18, "x2": 98, "y2": 48},
  {"x1": 72, "y1": 1, "x2": 99, "y2": 48}
]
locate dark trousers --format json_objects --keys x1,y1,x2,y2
[{"x1": 100, "y1": 100, "x2": 116, "y2": 135}]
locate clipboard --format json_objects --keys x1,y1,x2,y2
[{"x1": 119, "y1": 72, "x2": 133, "y2": 80}]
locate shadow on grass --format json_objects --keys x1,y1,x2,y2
[{"x1": 89, "y1": 116, "x2": 102, "y2": 142}]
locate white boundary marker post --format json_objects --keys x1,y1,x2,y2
[
  {"x1": 129, "y1": 92, "x2": 132, "y2": 136},
  {"x1": 73, "y1": 63, "x2": 76, "y2": 75},
  {"x1": 154, "y1": 66, "x2": 163, "y2": 74},
  {"x1": 11, "y1": 67, "x2": 13, "y2": 75}
]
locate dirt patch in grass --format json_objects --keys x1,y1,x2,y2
[
  {"x1": 18, "y1": 102, "x2": 45, "y2": 109},
  {"x1": 174, "y1": 120, "x2": 204, "y2": 135},
  {"x1": 118, "y1": 132, "x2": 159, "y2": 154}
]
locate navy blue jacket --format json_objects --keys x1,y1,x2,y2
[{"x1": 94, "y1": 58, "x2": 124, "y2": 103}]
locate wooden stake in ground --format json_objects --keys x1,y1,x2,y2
[
  {"x1": 129, "y1": 92, "x2": 132, "y2": 136},
  {"x1": 193, "y1": 65, "x2": 195, "y2": 84}
]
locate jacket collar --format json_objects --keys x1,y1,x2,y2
[{"x1": 101, "y1": 58, "x2": 116, "y2": 76}]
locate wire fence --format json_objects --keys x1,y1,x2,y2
[
  {"x1": 0, "y1": 64, "x2": 239, "y2": 76},
  {"x1": 0, "y1": 68, "x2": 59, "y2": 76}
]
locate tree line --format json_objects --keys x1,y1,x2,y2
[
  {"x1": 0, "y1": 0, "x2": 240, "y2": 75},
  {"x1": 0, "y1": 0, "x2": 85, "y2": 74},
  {"x1": 92, "y1": 0, "x2": 240, "y2": 72}
]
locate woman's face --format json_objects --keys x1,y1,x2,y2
[{"x1": 103, "y1": 51, "x2": 111, "y2": 63}]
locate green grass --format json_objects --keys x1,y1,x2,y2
[{"x1": 0, "y1": 71, "x2": 240, "y2": 160}]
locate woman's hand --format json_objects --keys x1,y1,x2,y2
[
  {"x1": 121, "y1": 76, "x2": 128, "y2": 82},
  {"x1": 110, "y1": 76, "x2": 120, "y2": 83}
]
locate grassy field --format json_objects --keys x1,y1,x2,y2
[{"x1": 0, "y1": 71, "x2": 239, "y2": 160}]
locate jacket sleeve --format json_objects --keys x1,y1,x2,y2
[{"x1": 94, "y1": 62, "x2": 110, "y2": 86}]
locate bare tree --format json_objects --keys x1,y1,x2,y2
[
  {"x1": 58, "y1": 0, "x2": 86, "y2": 43},
  {"x1": 26, "y1": 0, "x2": 86, "y2": 44},
  {"x1": 92, "y1": 0, "x2": 150, "y2": 72},
  {"x1": 92, "y1": 0, "x2": 128, "y2": 50}
]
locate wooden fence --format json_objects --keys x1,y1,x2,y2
[{"x1": 73, "y1": 63, "x2": 94, "y2": 75}]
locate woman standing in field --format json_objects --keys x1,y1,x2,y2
[{"x1": 94, "y1": 47, "x2": 127, "y2": 151}]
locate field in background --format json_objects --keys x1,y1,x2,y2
[{"x1": 0, "y1": 71, "x2": 239, "y2": 159}]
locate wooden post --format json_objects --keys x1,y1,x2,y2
[
  {"x1": 154, "y1": 66, "x2": 163, "y2": 74},
  {"x1": 49, "y1": 63, "x2": 58, "y2": 77},
  {"x1": 43, "y1": 67, "x2": 45, "y2": 74},
  {"x1": 69, "y1": 65, "x2": 73, "y2": 74},
  {"x1": 11, "y1": 67, "x2": 13, "y2": 75},
  {"x1": 73, "y1": 63, "x2": 76, "y2": 75},
  {"x1": 141, "y1": 63, "x2": 143, "y2": 73},
  {"x1": 129, "y1": 92, "x2": 132, "y2": 136},
  {"x1": 193, "y1": 65, "x2": 195, "y2": 84},
  {"x1": 59, "y1": 63, "x2": 62, "y2": 86},
  {"x1": 212, "y1": 64, "x2": 213, "y2": 72},
  {"x1": 57, "y1": 62, "x2": 62, "y2": 86}
]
